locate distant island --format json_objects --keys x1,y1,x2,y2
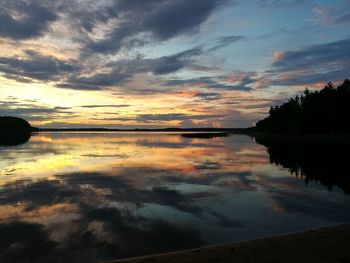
[
  {"x1": 0, "y1": 116, "x2": 37, "y2": 146},
  {"x1": 253, "y1": 79, "x2": 350, "y2": 135}
]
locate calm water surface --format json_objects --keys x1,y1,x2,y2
[{"x1": 0, "y1": 132, "x2": 349, "y2": 262}]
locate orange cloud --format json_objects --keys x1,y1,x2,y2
[{"x1": 273, "y1": 51, "x2": 288, "y2": 60}]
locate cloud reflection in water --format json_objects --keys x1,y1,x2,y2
[{"x1": 0, "y1": 132, "x2": 350, "y2": 262}]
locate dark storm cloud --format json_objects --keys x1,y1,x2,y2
[
  {"x1": 269, "y1": 37, "x2": 350, "y2": 86},
  {"x1": 0, "y1": 51, "x2": 79, "y2": 82},
  {"x1": 57, "y1": 47, "x2": 202, "y2": 90},
  {"x1": 165, "y1": 76, "x2": 254, "y2": 91},
  {"x1": 0, "y1": 1, "x2": 58, "y2": 39},
  {"x1": 207, "y1": 35, "x2": 245, "y2": 52},
  {"x1": 85, "y1": 0, "x2": 232, "y2": 54}
]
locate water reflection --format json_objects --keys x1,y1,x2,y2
[
  {"x1": 0, "y1": 132, "x2": 31, "y2": 147},
  {"x1": 0, "y1": 132, "x2": 349, "y2": 262},
  {"x1": 255, "y1": 137, "x2": 350, "y2": 194}
]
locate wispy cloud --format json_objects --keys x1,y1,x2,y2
[
  {"x1": 267, "y1": 37, "x2": 350, "y2": 86},
  {"x1": 207, "y1": 35, "x2": 244, "y2": 52}
]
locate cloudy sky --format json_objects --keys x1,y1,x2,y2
[{"x1": 0, "y1": 0, "x2": 349, "y2": 128}]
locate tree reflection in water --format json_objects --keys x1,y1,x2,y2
[{"x1": 255, "y1": 136, "x2": 350, "y2": 194}]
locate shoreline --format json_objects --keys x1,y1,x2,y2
[
  {"x1": 34, "y1": 128, "x2": 248, "y2": 133},
  {"x1": 247, "y1": 131, "x2": 350, "y2": 143},
  {"x1": 107, "y1": 224, "x2": 350, "y2": 263},
  {"x1": 32, "y1": 130, "x2": 350, "y2": 143}
]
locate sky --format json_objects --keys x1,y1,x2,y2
[{"x1": 0, "y1": 0, "x2": 349, "y2": 129}]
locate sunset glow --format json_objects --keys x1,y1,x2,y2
[{"x1": 1, "y1": 0, "x2": 349, "y2": 128}]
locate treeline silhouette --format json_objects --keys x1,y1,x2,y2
[
  {"x1": 255, "y1": 79, "x2": 350, "y2": 134},
  {"x1": 255, "y1": 137, "x2": 350, "y2": 194},
  {"x1": 0, "y1": 116, "x2": 36, "y2": 146}
]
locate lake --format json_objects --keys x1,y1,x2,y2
[{"x1": 1, "y1": 132, "x2": 349, "y2": 262}]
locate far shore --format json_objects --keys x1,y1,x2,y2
[
  {"x1": 106, "y1": 224, "x2": 350, "y2": 263},
  {"x1": 34, "y1": 128, "x2": 350, "y2": 143},
  {"x1": 34, "y1": 127, "x2": 248, "y2": 133}
]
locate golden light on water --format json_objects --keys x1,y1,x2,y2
[
  {"x1": 0, "y1": 133, "x2": 267, "y2": 186},
  {"x1": 1, "y1": 132, "x2": 349, "y2": 261}
]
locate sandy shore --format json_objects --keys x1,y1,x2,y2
[{"x1": 107, "y1": 224, "x2": 350, "y2": 263}]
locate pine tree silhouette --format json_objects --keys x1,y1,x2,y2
[{"x1": 255, "y1": 79, "x2": 350, "y2": 134}]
